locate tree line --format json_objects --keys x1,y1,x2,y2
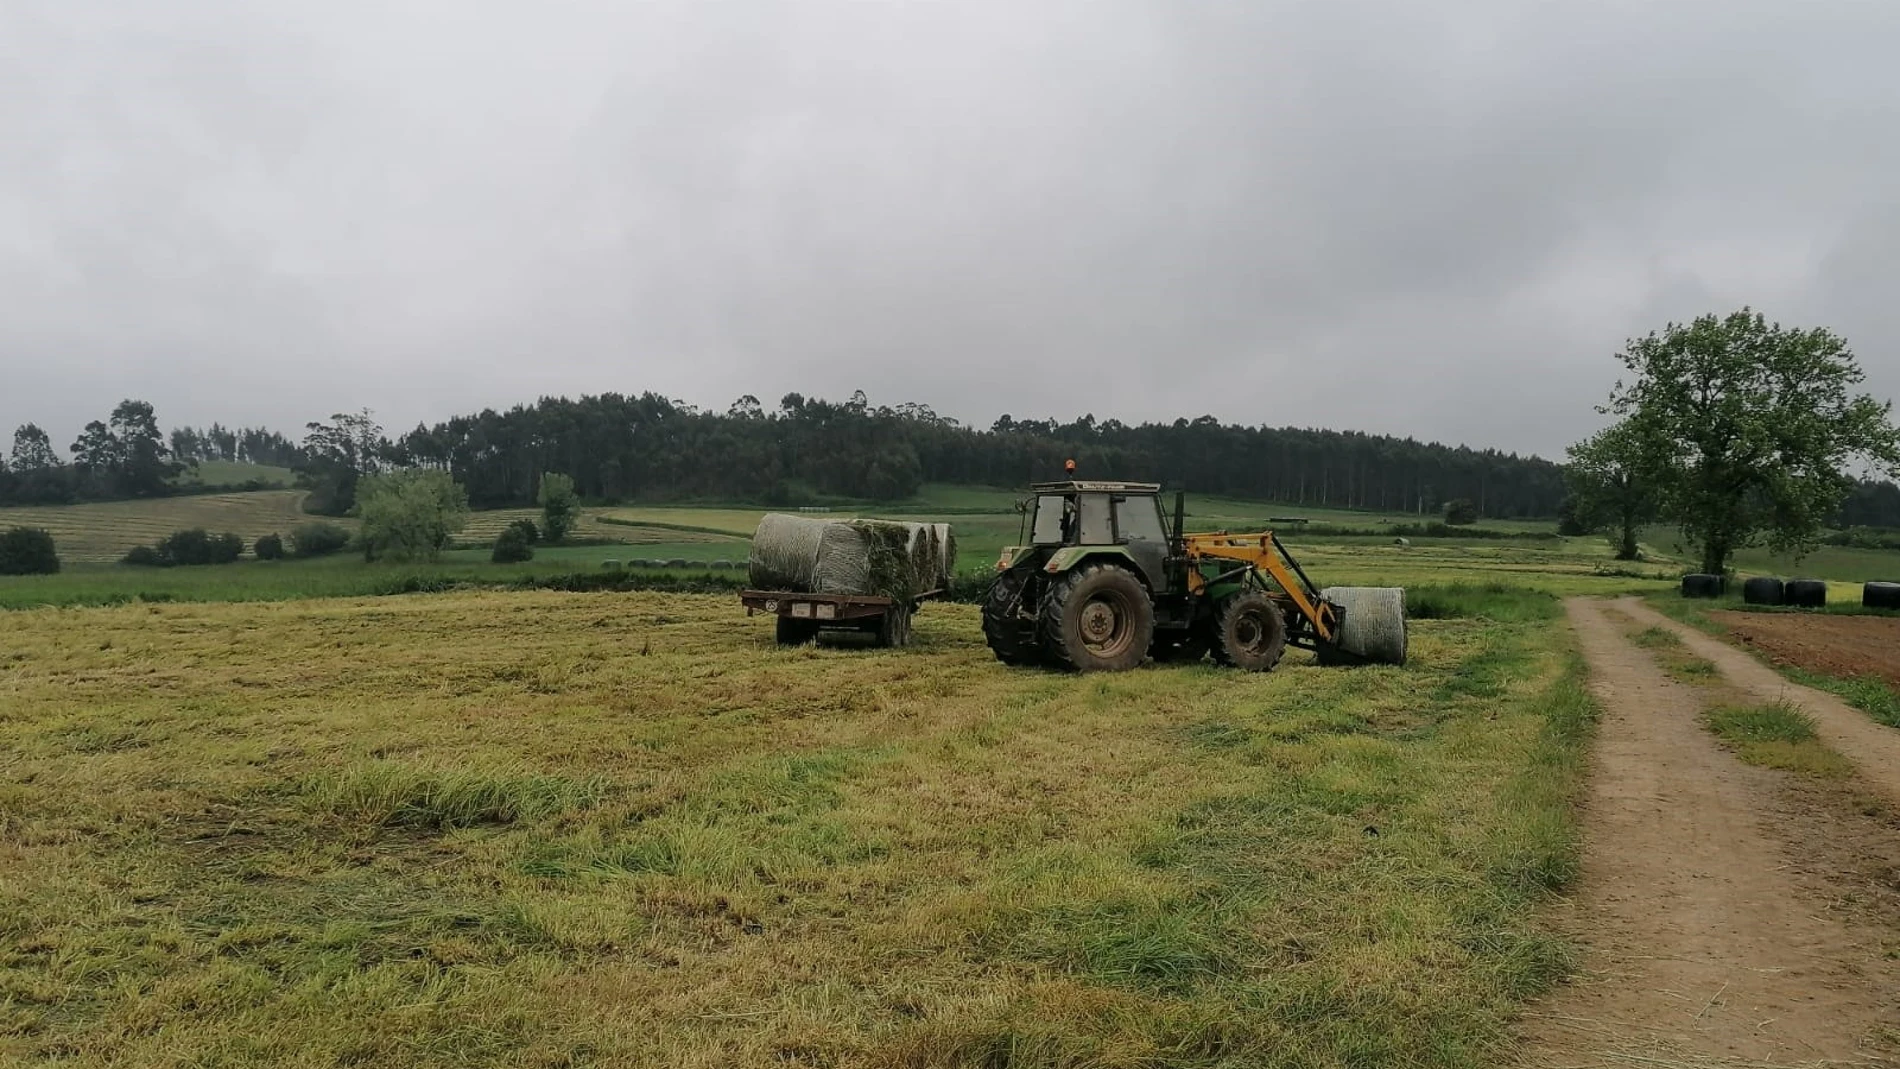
[
  {"x1": 370, "y1": 391, "x2": 1575, "y2": 517},
  {"x1": 8, "y1": 387, "x2": 1900, "y2": 532}
]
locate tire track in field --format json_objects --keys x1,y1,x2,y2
[{"x1": 1519, "y1": 597, "x2": 1896, "y2": 1067}]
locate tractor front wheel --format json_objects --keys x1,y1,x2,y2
[
  {"x1": 1211, "y1": 592, "x2": 1287, "y2": 672},
  {"x1": 1039, "y1": 563, "x2": 1154, "y2": 672}
]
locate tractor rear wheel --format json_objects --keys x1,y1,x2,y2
[
  {"x1": 982, "y1": 570, "x2": 1042, "y2": 665},
  {"x1": 1211, "y1": 592, "x2": 1287, "y2": 672},
  {"x1": 776, "y1": 616, "x2": 820, "y2": 646},
  {"x1": 1039, "y1": 563, "x2": 1154, "y2": 672}
]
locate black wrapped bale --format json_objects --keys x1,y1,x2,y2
[
  {"x1": 1784, "y1": 579, "x2": 1827, "y2": 608},
  {"x1": 1865, "y1": 582, "x2": 1900, "y2": 610},
  {"x1": 1681, "y1": 574, "x2": 1724, "y2": 599},
  {"x1": 1741, "y1": 577, "x2": 1784, "y2": 606}
]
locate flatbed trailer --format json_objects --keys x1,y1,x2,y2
[{"x1": 740, "y1": 588, "x2": 944, "y2": 648}]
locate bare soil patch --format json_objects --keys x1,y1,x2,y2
[{"x1": 1712, "y1": 610, "x2": 1900, "y2": 691}]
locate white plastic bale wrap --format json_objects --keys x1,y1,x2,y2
[
  {"x1": 1320, "y1": 586, "x2": 1408, "y2": 666},
  {"x1": 931, "y1": 523, "x2": 959, "y2": 586},
  {"x1": 748, "y1": 513, "x2": 957, "y2": 600}
]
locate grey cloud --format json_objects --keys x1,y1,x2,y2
[{"x1": 2, "y1": 0, "x2": 1895, "y2": 456}]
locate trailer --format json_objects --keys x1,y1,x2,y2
[{"x1": 740, "y1": 588, "x2": 943, "y2": 648}]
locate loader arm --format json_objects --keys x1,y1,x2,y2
[{"x1": 1179, "y1": 532, "x2": 1340, "y2": 645}]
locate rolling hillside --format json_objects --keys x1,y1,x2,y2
[{"x1": 0, "y1": 492, "x2": 327, "y2": 563}]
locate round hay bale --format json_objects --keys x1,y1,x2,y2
[
  {"x1": 1680, "y1": 574, "x2": 1724, "y2": 599},
  {"x1": 1318, "y1": 586, "x2": 1407, "y2": 666},
  {"x1": 666, "y1": 558, "x2": 688, "y2": 569},
  {"x1": 1393, "y1": 536, "x2": 1411, "y2": 548},
  {"x1": 601, "y1": 558, "x2": 623, "y2": 572},
  {"x1": 1864, "y1": 582, "x2": 1900, "y2": 610},
  {"x1": 710, "y1": 559, "x2": 734, "y2": 570},
  {"x1": 1784, "y1": 578, "x2": 1827, "y2": 609},
  {"x1": 1741, "y1": 577, "x2": 1784, "y2": 606}
]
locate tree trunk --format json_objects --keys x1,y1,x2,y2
[
  {"x1": 1616, "y1": 521, "x2": 1639, "y2": 561},
  {"x1": 1700, "y1": 538, "x2": 1728, "y2": 576}
]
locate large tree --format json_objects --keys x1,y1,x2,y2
[
  {"x1": 301, "y1": 410, "x2": 387, "y2": 515},
  {"x1": 537, "y1": 472, "x2": 579, "y2": 543},
  {"x1": 356, "y1": 469, "x2": 469, "y2": 562},
  {"x1": 1564, "y1": 422, "x2": 1658, "y2": 561},
  {"x1": 1599, "y1": 309, "x2": 1900, "y2": 575},
  {"x1": 9, "y1": 424, "x2": 60, "y2": 472},
  {"x1": 109, "y1": 399, "x2": 179, "y2": 496}
]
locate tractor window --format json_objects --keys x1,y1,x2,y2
[
  {"x1": 1116, "y1": 496, "x2": 1166, "y2": 543},
  {"x1": 1077, "y1": 495, "x2": 1114, "y2": 544},
  {"x1": 1031, "y1": 495, "x2": 1067, "y2": 544}
]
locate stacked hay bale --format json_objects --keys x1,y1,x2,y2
[{"x1": 749, "y1": 514, "x2": 957, "y2": 600}]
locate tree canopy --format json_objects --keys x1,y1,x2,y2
[
  {"x1": 356, "y1": 469, "x2": 469, "y2": 562},
  {"x1": 1563, "y1": 422, "x2": 1659, "y2": 561},
  {"x1": 1590, "y1": 309, "x2": 1900, "y2": 574}
]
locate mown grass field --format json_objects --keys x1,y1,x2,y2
[
  {"x1": 0, "y1": 492, "x2": 322, "y2": 563},
  {"x1": 173, "y1": 461, "x2": 297, "y2": 489},
  {"x1": 2, "y1": 484, "x2": 1685, "y2": 611},
  {"x1": 0, "y1": 585, "x2": 1589, "y2": 1068}
]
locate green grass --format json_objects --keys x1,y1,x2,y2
[
  {"x1": 305, "y1": 762, "x2": 609, "y2": 829},
  {"x1": 1406, "y1": 582, "x2": 1560, "y2": 622},
  {"x1": 1624, "y1": 624, "x2": 1721, "y2": 684},
  {"x1": 0, "y1": 588, "x2": 1596, "y2": 1067},
  {"x1": 1704, "y1": 701, "x2": 1853, "y2": 778},
  {"x1": 0, "y1": 551, "x2": 754, "y2": 610},
  {"x1": 1783, "y1": 669, "x2": 1900, "y2": 730}
]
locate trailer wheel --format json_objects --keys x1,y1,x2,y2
[
  {"x1": 775, "y1": 616, "x2": 820, "y2": 646},
  {"x1": 876, "y1": 604, "x2": 913, "y2": 648},
  {"x1": 1039, "y1": 563, "x2": 1153, "y2": 672},
  {"x1": 1211, "y1": 592, "x2": 1287, "y2": 672}
]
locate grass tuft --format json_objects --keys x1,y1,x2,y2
[
  {"x1": 1407, "y1": 582, "x2": 1560, "y2": 622},
  {"x1": 305, "y1": 761, "x2": 607, "y2": 828},
  {"x1": 1704, "y1": 701, "x2": 1853, "y2": 778}
]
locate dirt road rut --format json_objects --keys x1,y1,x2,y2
[{"x1": 1519, "y1": 597, "x2": 1897, "y2": 1066}]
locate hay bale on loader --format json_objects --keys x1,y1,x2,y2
[{"x1": 1319, "y1": 586, "x2": 1408, "y2": 666}]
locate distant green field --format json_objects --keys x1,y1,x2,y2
[
  {"x1": 1646, "y1": 527, "x2": 1900, "y2": 584},
  {"x1": 20, "y1": 481, "x2": 1890, "y2": 612},
  {"x1": 174, "y1": 460, "x2": 297, "y2": 487}
]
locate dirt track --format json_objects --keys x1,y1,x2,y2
[
  {"x1": 1521, "y1": 598, "x2": 1900, "y2": 1066},
  {"x1": 1712, "y1": 609, "x2": 1900, "y2": 692}
]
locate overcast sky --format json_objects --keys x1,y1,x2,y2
[{"x1": 3, "y1": 0, "x2": 1896, "y2": 461}]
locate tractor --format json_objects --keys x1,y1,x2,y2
[{"x1": 981, "y1": 479, "x2": 1407, "y2": 672}]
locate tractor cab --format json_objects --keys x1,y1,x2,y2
[{"x1": 1011, "y1": 481, "x2": 1174, "y2": 594}]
